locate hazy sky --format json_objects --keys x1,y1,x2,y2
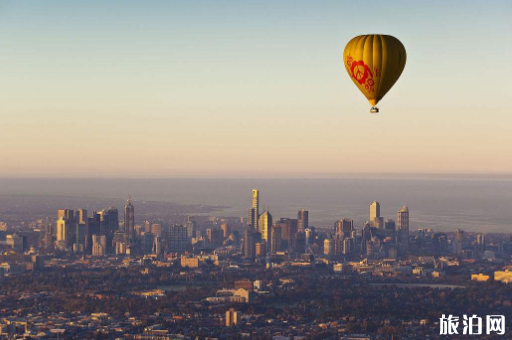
[{"x1": 1, "y1": 1, "x2": 511, "y2": 177}]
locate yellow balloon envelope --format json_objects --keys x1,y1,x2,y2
[{"x1": 343, "y1": 35, "x2": 406, "y2": 113}]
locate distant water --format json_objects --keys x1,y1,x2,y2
[{"x1": 0, "y1": 176, "x2": 511, "y2": 233}]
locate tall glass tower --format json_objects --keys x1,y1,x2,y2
[{"x1": 124, "y1": 195, "x2": 135, "y2": 239}]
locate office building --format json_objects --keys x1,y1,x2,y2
[
  {"x1": 370, "y1": 201, "x2": 380, "y2": 222},
  {"x1": 225, "y1": 308, "x2": 241, "y2": 327},
  {"x1": 298, "y1": 209, "x2": 309, "y2": 232},
  {"x1": 221, "y1": 222, "x2": 230, "y2": 239},
  {"x1": 248, "y1": 189, "x2": 259, "y2": 230},
  {"x1": 324, "y1": 238, "x2": 333, "y2": 256},
  {"x1": 397, "y1": 205, "x2": 410, "y2": 251},
  {"x1": 124, "y1": 196, "x2": 135, "y2": 239},
  {"x1": 258, "y1": 210, "x2": 273, "y2": 241},
  {"x1": 207, "y1": 228, "x2": 224, "y2": 247},
  {"x1": 270, "y1": 225, "x2": 281, "y2": 255},
  {"x1": 185, "y1": 215, "x2": 196, "y2": 239},
  {"x1": 92, "y1": 234, "x2": 107, "y2": 257},
  {"x1": 334, "y1": 218, "x2": 354, "y2": 239},
  {"x1": 278, "y1": 218, "x2": 298, "y2": 252},
  {"x1": 168, "y1": 224, "x2": 189, "y2": 254}
]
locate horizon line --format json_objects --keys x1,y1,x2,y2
[{"x1": 1, "y1": 171, "x2": 512, "y2": 180}]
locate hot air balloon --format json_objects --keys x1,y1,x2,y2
[{"x1": 343, "y1": 35, "x2": 406, "y2": 114}]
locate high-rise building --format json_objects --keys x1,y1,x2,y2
[
  {"x1": 370, "y1": 201, "x2": 384, "y2": 229},
  {"x1": 270, "y1": 225, "x2": 281, "y2": 255},
  {"x1": 324, "y1": 238, "x2": 333, "y2": 256},
  {"x1": 384, "y1": 219, "x2": 396, "y2": 239},
  {"x1": 75, "y1": 223, "x2": 87, "y2": 247},
  {"x1": 258, "y1": 210, "x2": 273, "y2": 241},
  {"x1": 255, "y1": 242, "x2": 266, "y2": 257},
  {"x1": 370, "y1": 201, "x2": 380, "y2": 221},
  {"x1": 244, "y1": 228, "x2": 261, "y2": 259},
  {"x1": 144, "y1": 221, "x2": 151, "y2": 233},
  {"x1": 142, "y1": 232, "x2": 154, "y2": 255},
  {"x1": 76, "y1": 209, "x2": 88, "y2": 225},
  {"x1": 278, "y1": 218, "x2": 298, "y2": 252},
  {"x1": 207, "y1": 228, "x2": 224, "y2": 247},
  {"x1": 6, "y1": 234, "x2": 24, "y2": 253},
  {"x1": 153, "y1": 236, "x2": 162, "y2": 255},
  {"x1": 334, "y1": 218, "x2": 354, "y2": 239},
  {"x1": 248, "y1": 189, "x2": 259, "y2": 230},
  {"x1": 185, "y1": 215, "x2": 196, "y2": 239},
  {"x1": 476, "y1": 233, "x2": 486, "y2": 254},
  {"x1": 295, "y1": 231, "x2": 306, "y2": 255},
  {"x1": 124, "y1": 196, "x2": 135, "y2": 239},
  {"x1": 113, "y1": 231, "x2": 129, "y2": 255},
  {"x1": 225, "y1": 308, "x2": 241, "y2": 327},
  {"x1": 107, "y1": 206, "x2": 119, "y2": 233},
  {"x1": 221, "y1": 222, "x2": 230, "y2": 239},
  {"x1": 297, "y1": 209, "x2": 309, "y2": 232},
  {"x1": 56, "y1": 217, "x2": 68, "y2": 244},
  {"x1": 454, "y1": 229, "x2": 465, "y2": 254},
  {"x1": 92, "y1": 234, "x2": 107, "y2": 256},
  {"x1": 343, "y1": 237, "x2": 355, "y2": 255},
  {"x1": 56, "y1": 209, "x2": 77, "y2": 250},
  {"x1": 151, "y1": 224, "x2": 162, "y2": 237},
  {"x1": 57, "y1": 209, "x2": 74, "y2": 222},
  {"x1": 98, "y1": 210, "x2": 109, "y2": 238},
  {"x1": 397, "y1": 205, "x2": 409, "y2": 251},
  {"x1": 168, "y1": 224, "x2": 189, "y2": 254},
  {"x1": 305, "y1": 227, "x2": 315, "y2": 247}
]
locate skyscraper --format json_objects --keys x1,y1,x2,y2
[
  {"x1": 207, "y1": 228, "x2": 223, "y2": 247},
  {"x1": 397, "y1": 205, "x2": 409, "y2": 251},
  {"x1": 56, "y1": 209, "x2": 76, "y2": 251},
  {"x1": 384, "y1": 219, "x2": 396, "y2": 239},
  {"x1": 248, "y1": 189, "x2": 259, "y2": 230},
  {"x1": 151, "y1": 224, "x2": 162, "y2": 237},
  {"x1": 258, "y1": 210, "x2": 273, "y2": 241},
  {"x1": 185, "y1": 215, "x2": 196, "y2": 239},
  {"x1": 297, "y1": 209, "x2": 309, "y2": 232},
  {"x1": 98, "y1": 206, "x2": 119, "y2": 253},
  {"x1": 370, "y1": 201, "x2": 384, "y2": 229},
  {"x1": 76, "y1": 209, "x2": 88, "y2": 225},
  {"x1": 244, "y1": 227, "x2": 261, "y2": 259},
  {"x1": 124, "y1": 196, "x2": 135, "y2": 239},
  {"x1": 107, "y1": 206, "x2": 119, "y2": 233},
  {"x1": 56, "y1": 217, "x2": 69, "y2": 247},
  {"x1": 370, "y1": 201, "x2": 380, "y2": 222},
  {"x1": 57, "y1": 209, "x2": 74, "y2": 222},
  {"x1": 324, "y1": 238, "x2": 333, "y2": 256},
  {"x1": 476, "y1": 233, "x2": 485, "y2": 254},
  {"x1": 92, "y1": 234, "x2": 107, "y2": 256},
  {"x1": 270, "y1": 225, "x2": 281, "y2": 255},
  {"x1": 221, "y1": 222, "x2": 230, "y2": 239},
  {"x1": 334, "y1": 218, "x2": 354, "y2": 239},
  {"x1": 454, "y1": 229, "x2": 465, "y2": 254},
  {"x1": 168, "y1": 224, "x2": 189, "y2": 254},
  {"x1": 278, "y1": 218, "x2": 298, "y2": 253}
]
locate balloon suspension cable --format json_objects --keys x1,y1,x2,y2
[{"x1": 370, "y1": 107, "x2": 379, "y2": 114}]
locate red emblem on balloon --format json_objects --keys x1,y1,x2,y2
[
  {"x1": 350, "y1": 60, "x2": 373, "y2": 85},
  {"x1": 347, "y1": 57, "x2": 377, "y2": 92}
]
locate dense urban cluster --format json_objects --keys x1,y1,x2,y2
[{"x1": 1, "y1": 190, "x2": 511, "y2": 339}]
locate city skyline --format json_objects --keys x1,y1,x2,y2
[
  {"x1": 1, "y1": 1, "x2": 512, "y2": 177},
  {"x1": 1, "y1": 2, "x2": 511, "y2": 339},
  {"x1": 1, "y1": 187, "x2": 512, "y2": 338}
]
